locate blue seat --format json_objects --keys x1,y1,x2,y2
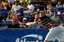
[
  {"x1": 1, "y1": 9, "x2": 8, "y2": 17},
  {"x1": 53, "y1": 7, "x2": 64, "y2": 11},
  {"x1": 2, "y1": 20, "x2": 8, "y2": 27},
  {"x1": 63, "y1": 8, "x2": 64, "y2": 11},
  {"x1": 2, "y1": 20, "x2": 12, "y2": 27},
  {"x1": 1, "y1": 9, "x2": 8, "y2": 13},
  {"x1": 53, "y1": 7, "x2": 58, "y2": 11},
  {"x1": 57, "y1": 7, "x2": 63, "y2": 11}
]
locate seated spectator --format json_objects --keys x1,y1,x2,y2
[
  {"x1": 19, "y1": 17, "x2": 28, "y2": 28},
  {"x1": 51, "y1": 11, "x2": 62, "y2": 25},
  {"x1": 7, "y1": 3, "x2": 12, "y2": 11},
  {"x1": 11, "y1": 1, "x2": 21, "y2": 12},
  {"x1": 2, "y1": 0, "x2": 8, "y2": 9},
  {"x1": 8, "y1": 21, "x2": 20, "y2": 28},
  {"x1": 46, "y1": 8, "x2": 54, "y2": 17},
  {"x1": 36, "y1": 9, "x2": 40, "y2": 14},
  {"x1": 8, "y1": 14, "x2": 20, "y2": 28},
  {"x1": 56, "y1": 1, "x2": 62, "y2": 8},
  {"x1": 24, "y1": 3, "x2": 35, "y2": 13},
  {"x1": 47, "y1": 3, "x2": 53, "y2": 10}
]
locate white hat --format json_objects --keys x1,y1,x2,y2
[{"x1": 23, "y1": 18, "x2": 27, "y2": 20}]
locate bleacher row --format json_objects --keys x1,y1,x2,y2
[
  {"x1": 54, "y1": 7, "x2": 64, "y2": 11},
  {"x1": 0, "y1": 7, "x2": 64, "y2": 27},
  {"x1": 0, "y1": 7, "x2": 64, "y2": 15},
  {"x1": 0, "y1": 9, "x2": 8, "y2": 17}
]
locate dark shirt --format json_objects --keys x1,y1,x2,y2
[
  {"x1": 41, "y1": 15, "x2": 55, "y2": 27},
  {"x1": 8, "y1": 24, "x2": 20, "y2": 28}
]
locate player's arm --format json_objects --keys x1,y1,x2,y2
[{"x1": 26, "y1": 22, "x2": 36, "y2": 26}]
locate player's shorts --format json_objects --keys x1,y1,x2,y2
[{"x1": 45, "y1": 25, "x2": 64, "y2": 41}]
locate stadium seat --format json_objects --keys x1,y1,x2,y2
[
  {"x1": 54, "y1": 7, "x2": 64, "y2": 11},
  {"x1": 2, "y1": 20, "x2": 12, "y2": 27},
  {"x1": 53, "y1": 7, "x2": 58, "y2": 11},
  {"x1": 1, "y1": 9, "x2": 8, "y2": 17}
]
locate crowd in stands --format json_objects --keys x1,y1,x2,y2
[{"x1": 0, "y1": 0, "x2": 64, "y2": 28}]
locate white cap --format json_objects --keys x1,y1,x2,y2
[{"x1": 23, "y1": 18, "x2": 27, "y2": 20}]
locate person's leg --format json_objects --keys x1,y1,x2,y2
[
  {"x1": 56, "y1": 25, "x2": 64, "y2": 42},
  {"x1": 44, "y1": 26, "x2": 61, "y2": 42}
]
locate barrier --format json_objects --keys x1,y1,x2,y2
[{"x1": 0, "y1": 28, "x2": 58, "y2": 42}]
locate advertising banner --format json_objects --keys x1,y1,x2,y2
[{"x1": 0, "y1": 28, "x2": 58, "y2": 42}]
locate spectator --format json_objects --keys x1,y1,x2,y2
[
  {"x1": 7, "y1": 3, "x2": 12, "y2": 11},
  {"x1": 56, "y1": 1, "x2": 62, "y2": 7},
  {"x1": 19, "y1": 17, "x2": 28, "y2": 28},
  {"x1": 46, "y1": 8, "x2": 54, "y2": 17},
  {"x1": 51, "y1": 11, "x2": 62, "y2": 25},
  {"x1": 2, "y1": 0, "x2": 8, "y2": 9},
  {"x1": 11, "y1": 1, "x2": 21, "y2": 12},
  {"x1": 47, "y1": 3, "x2": 53, "y2": 10},
  {"x1": 27, "y1": 3, "x2": 35, "y2": 12},
  {"x1": 51, "y1": 0, "x2": 58, "y2": 6},
  {"x1": 8, "y1": 14, "x2": 20, "y2": 28},
  {"x1": 24, "y1": 3, "x2": 35, "y2": 13}
]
